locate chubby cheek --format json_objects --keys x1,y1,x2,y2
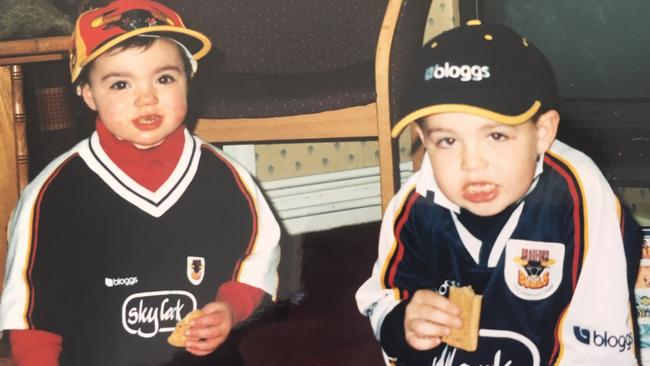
[
  {"x1": 497, "y1": 158, "x2": 537, "y2": 201},
  {"x1": 428, "y1": 156, "x2": 464, "y2": 198},
  {"x1": 97, "y1": 105, "x2": 130, "y2": 128},
  {"x1": 93, "y1": 94, "x2": 131, "y2": 121},
  {"x1": 162, "y1": 91, "x2": 188, "y2": 121},
  {"x1": 166, "y1": 101, "x2": 188, "y2": 127},
  {"x1": 439, "y1": 178, "x2": 465, "y2": 204}
]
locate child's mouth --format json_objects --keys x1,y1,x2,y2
[
  {"x1": 133, "y1": 114, "x2": 162, "y2": 130},
  {"x1": 462, "y1": 183, "x2": 497, "y2": 203}
]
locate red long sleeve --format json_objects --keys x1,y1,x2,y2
[
  {"x1": 216, "y1": 281, "x2": 265, "y2": 324},
  {"x1": 10, "y1": 329, "x2": 62, "y2": 366}
]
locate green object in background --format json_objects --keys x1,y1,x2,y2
[
  {"x1": 0, "y1": 0, "x2": 73, "y2": 41},
  {"x1": 484, "y1": 0, "x2": 650, "y2": 99}
]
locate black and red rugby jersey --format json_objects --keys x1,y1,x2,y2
[{"x1": 0, "y1": 130, "x2": 280, "y2": 365}]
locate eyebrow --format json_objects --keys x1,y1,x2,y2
[
  {"x1": 425, "y1": 123, "x2": 506, "y2": 134},
  {"x1": 100, "y1": 65, "x2": 183, "y2": 82},
  {"x1": 155, "y1": 65, "x2": 183, "y2": 74},
  {"x1": 425, "y1": 126, "x2": 451, "y2": 134}
]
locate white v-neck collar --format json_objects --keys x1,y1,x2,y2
[
  {"x1": 80, "y1": 130, "x2": 201, "y2": 217},
  {"x1": 451, "y1": 202, "x2": 525, "y2": 267}
]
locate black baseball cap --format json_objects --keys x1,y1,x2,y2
[{"x1": 391, "y1": 20, "x2": 557, "y2": 138}]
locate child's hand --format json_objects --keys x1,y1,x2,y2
[
  {"x1": 404, "y1": 289, "x2": 462, "y2": 351},
  {"x1": 184, "y1": 301, "x2": 234, "y2": 356}
]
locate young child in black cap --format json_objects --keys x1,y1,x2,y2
[
  {"x1": 356, "y1": 20, "x2": 641, "y2": 365},
  {"x1": 0, "y1": 1, "x2": 280, "y2": 365}
]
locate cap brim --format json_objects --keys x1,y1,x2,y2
[
  {"x1": 71, "y1": 25, "x2": 212, "y2": 82},
  {"x1": 390, "y1": 100, "x2": 541, "y2": 138}
]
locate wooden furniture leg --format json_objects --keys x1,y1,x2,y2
[
  {"x1": 12, "y1": 66, "x2": 29, "y2": 192},
  {"x1": 0, "y1": 64, "x2": 29, "y2": 291},
  {"x1": 0, "y1": 65, "x2": 21, "y2": 364},
  {"x1": 0, "y1": 66, "x2": 19, "y2": 290}
]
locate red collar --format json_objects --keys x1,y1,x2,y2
[{"x1": 95, "y1": 118, "x2": 185, "y2": 191}]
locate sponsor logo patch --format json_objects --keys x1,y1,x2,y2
[
  {"x1": 504, "y1": 240, "x2": 564, "y2": 300},
  {"x1": 187, "y1": 256, "x2": 205, "y2": 285},
  {"x1": 573, "y1": 326, "x2": 634, "y2": 352},
  {"x1": 105, "y1": 276, "x2": 138, "y2": 287},
  {"x1": 122, "y1": 290, "x2": 197, "y2": 338},
  {"x1": 432, "y1": 329, "x2": 540, "y2": 366},
  {"x1": 424, "y1": 62, "x2": 491, "y2": 82}
]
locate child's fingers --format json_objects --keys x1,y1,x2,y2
[
  {"x1": 411, "y1": 289, "x2": 460, "y2": 315},
  {"x1": 190, "y1": 303, "x2": 232, "y2": 329},
  {"x1": 408, "y1": 317, "x2": 451, "y2": 336},
  {"x1": 405, "y1": 332, "x2": 443, "y2": 351},
  {"x1": 201, "y1": 301, "x2": 230, "y2": 315},
  {"x1": 408, "y1": 294, "x2": 462, "y2": 330},
  {"x1": 186, "y1": 322, "x2": 229, "y2": 340},
  {"x1": 184, "y1": 322, "x2": 229, "y2": 356},
  {"x1": 190, "y1": 311, "x2": 227, "y2": 329},
  {"x1": 409, "y1": 309, "x2": 462, "y2": 333},
  {"x1": 408, "y1": 304, "x2": 462, "y2": 329},
  {"x1": 405, "y1": 318, "x2": 448, "y2": 351},
  {"x1": 185, "y1": 336, "x2": 226, "y2": 356},
  {"x1": 404, "y1": 289, "x2": 463, "y2": 351},
  {"x1": 182, "y1": 301, "x2": 234, "y2": 355}
]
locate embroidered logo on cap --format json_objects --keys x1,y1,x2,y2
[{"x1": 425, "y1": 62, "x2": 491, "y2": 82}]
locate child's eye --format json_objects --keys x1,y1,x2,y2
[
  {"x1": 489, "y1": 132, "x2": 508, "y2": 141},
  {"x1": 110, "y1": 81, "x2": 129, "y2": 90},
  {"x1": 435, "y1": 137, "x2": 456, "y2": 148},
  {"x1": 158, "y1": 75, "x2": 176, "y2": 84}
]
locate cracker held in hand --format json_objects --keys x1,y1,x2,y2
[
  {"x1": 442, "y1": 286, "x2": 482, "y2": 352},
  {"x1": 167, "y1": 309, "x2": 203, "y2": 347}
]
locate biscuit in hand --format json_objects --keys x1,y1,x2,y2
[
  {"x1": 167, "y1": 309, "x2": 204, "y2": 347},
  {"x1": 442, "y1": 286, "x2": 482, "y2": 352}
]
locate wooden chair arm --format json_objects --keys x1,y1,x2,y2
[{"x1": 0, "y1": 36, "x2": 71, "y2": 65}]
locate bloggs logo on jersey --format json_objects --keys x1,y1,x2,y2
[
  {"x1": 573, "y1": 326, "x2": 634, "y2": 352},
  {"x1": 424, "y1": 62, "x2": 490, "y2": 82},
  {"x1": 504, "y1": 240, "x2": 564, "y2": 300},
  {"x1": 105, "y1": 276, "x2": 138, "y2": 287},
  {"x1": 122, "y1": 291, "x2": 197, "y2": 338}
]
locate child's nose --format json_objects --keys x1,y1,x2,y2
[
  {"x1": 135, "y1": 85, "x2": 158, "y2": 106},
  {"x1": 461, "y1": 145, "x2": 487, "y2": 171}
]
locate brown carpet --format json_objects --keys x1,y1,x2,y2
[{"x1": 239, "y1": 222, "x2": 386, "y2": 366}]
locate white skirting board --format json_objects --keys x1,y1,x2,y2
[{"x1": 260, "y1": 162, "x2": 414, "y2": 235}]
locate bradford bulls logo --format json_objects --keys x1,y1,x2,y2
[
  {"x1": 514, "y1": 248, "x2": 555, "y2": 290},
  {"x1": 187, "y1": 256, "x2": 205, "y2": 285},
  {"x1": 504, "y1": 239, "x2": 564, "y2": 300},
  {"x1": 91, "y1": 8, "x2": 172, "y2": 31}
]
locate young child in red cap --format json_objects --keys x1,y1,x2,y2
[
  {"x1": 356, "y1": 20, "x2": 641, "y2": 365},
  {"x1": 0, "y1": 1, "x2": 281, "y2": 365}
]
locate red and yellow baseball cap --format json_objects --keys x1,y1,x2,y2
[{"x1": 70, "y1": 0, "x2": 211, "y2": 82}]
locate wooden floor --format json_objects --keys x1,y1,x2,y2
[{"x1": 239, "y1": 222, "x2": 386, "y2": 366}]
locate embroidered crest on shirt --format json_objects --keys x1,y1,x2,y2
[
  {"x1": 504, "y1": 240, "x2": 564, "y2": 300},
  {"x1": 187, "y1": 256, "x2": 205, "y2": 285}
]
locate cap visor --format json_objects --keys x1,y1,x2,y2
[
  {"x1": 75, "y1": 25, "x2": 212, "y2": 81},
  {"x1": 390, "y1": 101, "x2": 541, "y2": 138}
]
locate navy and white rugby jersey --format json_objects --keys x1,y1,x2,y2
[
  {"x1": 0, "y1": 129, "x2": 281, "y2": 365},
  {"x1": 356, "y1": 140, "x2": 641, "y2": 365}
]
